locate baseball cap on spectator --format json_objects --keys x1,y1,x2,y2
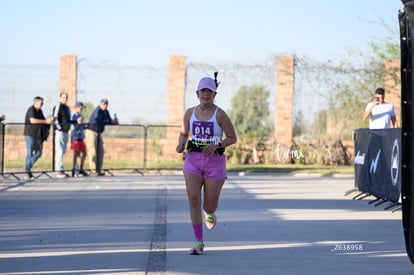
[{"x1": 75, "y1": 102, "x2": 84, "y2": 108}]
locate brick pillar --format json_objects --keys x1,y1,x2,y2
[
  {"x1": 166, "y1": 55, "x2": 186, "y2": 159},
  {"x1": 275, "y1": 56, "x2": 295, "y2": 149},
  {"x1": 59, "y1": 55, "x2": 77, "y2": 111},
  {"x1": 384, "y1": 59, "x2": 401, "y2": 125}
]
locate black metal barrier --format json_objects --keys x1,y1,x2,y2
[
  {"x1": 352, "y1": 128, "x2": 401, "y2": 208},
  {"x1": 0, "y1": 123, "x2": 181, "y2": 179},
  {"x1": 0, "y1": 123, "x2": 4, "y2": 175}
]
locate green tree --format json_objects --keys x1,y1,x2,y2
[
  {"x1": 301, "y1": 25, "x2": 399, "y2": 140},
  {"x1": 310, "y1": 110, "x2": 327, "y2": 138},
  {"x1": 293, "y1": 110, "x2": 306, "y2": 137},
  {"x1": 82, "y1": 101, "x2": 95, "y2": 121},
  {"x1": 229, "y1": 85, "x2": 271, "y2": 140},
  {"x1": 228, "y1": 85, "x2": 272, "y2": 163}
]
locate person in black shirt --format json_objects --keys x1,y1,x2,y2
[
  {"x1": 52, "y1": 92, "x2": 71, "y2": 178},
  {"x1": 24, "y1": 96, "x2": 54, "y2": 179}
]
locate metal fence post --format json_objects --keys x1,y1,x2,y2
[
  {"x1": 0, "y1": 123, "x2": 4, "y2": 175},
  {"x1": 143, "y1": 125, "x2": 148, "y2": 171}
]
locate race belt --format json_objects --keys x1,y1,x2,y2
[{"x1": 186, "y1": 140, "x2": 225, "y2": 155}]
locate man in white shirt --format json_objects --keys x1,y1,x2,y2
[{"x1": 363, "y1": 87, "x2": 397, "y2": 129}]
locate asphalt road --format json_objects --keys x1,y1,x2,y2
[{"x1": 0, "y1": 172, "x2": 412, "y2": 274}]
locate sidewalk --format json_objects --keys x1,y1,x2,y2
[{"x1": 0, "y1": 173, "x2": 412, "y2": 274}]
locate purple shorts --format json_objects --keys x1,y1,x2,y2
[{"x1": 183, "y1": 152, "x2": 227, "y2": 180}]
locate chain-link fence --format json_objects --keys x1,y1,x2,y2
[
  {"x1": 1, "y1": 56, "x2": 382, "y2": 167},
  {"x1": 0, "y1": 57, "x2": 331, "y2": 126}
]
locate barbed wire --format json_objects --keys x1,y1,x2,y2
[{"x1": 0, "y1": 56, "x2": 331, "y2": 126}]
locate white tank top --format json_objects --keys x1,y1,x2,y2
[{"x1": 190, "y1": 106, "x2": 223, "y2": 144}]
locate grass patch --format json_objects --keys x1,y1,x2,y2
[
  {"x1": 226, "y1": 164, "x2": 353, "y2": 175},
  {"x1": 3, "y1": 159, "x2": 353, "y2": 175}
]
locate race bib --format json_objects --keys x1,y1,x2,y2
[{"x1": 192, "y1": 121, "x2": 214, "y2": 141}]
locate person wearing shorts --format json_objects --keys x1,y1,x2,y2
[
  {"x1": 176, "y1": 74, "x2": 237, "y2": 255},
  {"x1": 70, "y1": 102, "x2": 88, "y2": 177}
]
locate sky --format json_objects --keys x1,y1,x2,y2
[
  {"x1": 0, "y1": 0, "x2": 403, "y2": 65},
  {"x1": 0, "y1": 0, "x2": 406, "y2": 123}
]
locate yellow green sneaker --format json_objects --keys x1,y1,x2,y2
[
  {"x1": 204, "y1": 211, "x2": 217, "y2": 230},
  {"x1": 189, "y1": 241, "x2": 204, "y2": 255}
]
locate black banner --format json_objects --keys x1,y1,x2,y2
[
  {"x1": 400, "y1": 0, "x2": 414, "y2": 265},
  {"x1": 354, "y1": 128, "x2": 401, "y2": 203}
]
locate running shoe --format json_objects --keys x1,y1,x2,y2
[
  {"x1": 189, "y1": 241, "x2": 204, "y2": 255},
  {"x1": 56, "y1": 172, "x2": 68, "y2": 179},
  {"x1": 204, "y1": 211, "x2": 217, "y2": 230}
]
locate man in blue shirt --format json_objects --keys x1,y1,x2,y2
[
  {"x1": 85, "y1": 98, "x2": 118, "y2": 176},
  {"x1": 70, "y1": 102, "x2": 88, "y2": 177}
]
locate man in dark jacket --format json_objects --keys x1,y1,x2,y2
[
  {"x1": 85, "y1": 98, "x2": 118, "y2": 175},
  {"x1": 53, "y1": 92, "x2": 71, "y2": 178},
  {"x1": 24, "y1": 96, "x2": 54, "y2": 179}
]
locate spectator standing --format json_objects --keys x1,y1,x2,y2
[
  {"x1": 85, "y1": 98, "x2": 118, "y2": 176},
  {"x1": 24, "y1": 96, "x2": 54, "y2": 179},
  {"x1": 363, "y1": 87, "x2": 398, "y2": 129},
  {"x1": 53, "y1": 92, "x2": 71, "y2": 178},
  {"x1": 70, "y1": 102, "x2": 88, "y2": 177}
]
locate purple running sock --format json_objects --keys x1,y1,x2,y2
[{"x1": 193, "y1": 223, "x2": 203, "y2": 242}]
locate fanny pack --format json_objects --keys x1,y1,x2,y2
[{"x1": 187, "y1": 140, "x2": 225, "y2": 155}]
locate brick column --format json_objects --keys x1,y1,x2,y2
[
  {"x1": 384, "y1": 59, "x2": 401, "y2": 125},
  {"x1": 275, "y1": 56, "x2": 295, "y2": 149},
  {"x1": 166, "y1": 55, "x2": 186, "y2": 159},
  {"x1": 59, "y1": 55, "x2": 77, "y2": 111}
]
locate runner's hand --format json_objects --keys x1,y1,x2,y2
[
  {"x1": 176, "y1": 144, "x2": 185, "y2": 153},
  {"x1": 202, "y1": 144, "x2": 218, "y2": 155}
]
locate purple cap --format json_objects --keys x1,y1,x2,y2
[{"x1": 197, "y1": 77, "x2": 217, "y2": 92}]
